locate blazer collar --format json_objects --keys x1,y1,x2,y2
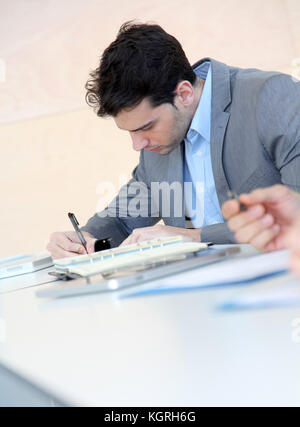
[
  {"x1": 192, "y1": 58, "x2": 232, "y2": 207},
  {"x1": 165, "y1": 58, "x2": 233, "y2": 225},
  {"x1": 192, "y1": 58, "x2": 232, "y2": 113}
]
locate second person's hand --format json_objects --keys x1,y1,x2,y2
[
  {"x1": 284, "y1": 215, "x2": 300, "y2": 276},
  {"x1": 222, "y1": 185, "x2": 300, "y2": 252}
]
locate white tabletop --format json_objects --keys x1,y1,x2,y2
[{"x1": 0, "y1": 245, "x2": 300, "y2": 406}]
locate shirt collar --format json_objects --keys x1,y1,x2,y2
[{"x1": 185, "y1": 63, "x2": 212, "y2": 144}]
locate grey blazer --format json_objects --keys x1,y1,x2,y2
[{"x1": 82, "y1": 58, "x2": 300, "y2": 246}]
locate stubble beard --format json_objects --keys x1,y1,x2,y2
[{"x1": 160, "y1": 109, "x2": 192, "y2": 155}]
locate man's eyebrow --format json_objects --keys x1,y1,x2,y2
[{"x1": 120, "y1": 120, "x2": 155, "y2": 133}]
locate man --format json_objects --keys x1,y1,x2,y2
[
  {"x1": 222, "y1": 185, "x2": 300, "y2": 276},
  {"x1": 47, "y1": 22, "x2": 300, "y2": 259}
]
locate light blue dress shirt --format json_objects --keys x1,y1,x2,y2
[{"x1": 184, "y1": 62, "x2": 224, "y2": 228}]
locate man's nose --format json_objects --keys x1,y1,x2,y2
[{"x1": 131, "y1": 133, "x2": 150, "y2": 151}]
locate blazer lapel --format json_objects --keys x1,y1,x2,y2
[
  {"x1": 209, "y1": 58, "x2": 232, "y2": 207},
  {"x1": 193, "y1": 58, "x2": 232, "y2": 207},
  {"x1": 164, "y1": 142, "x2": 186, "y2": 228}
]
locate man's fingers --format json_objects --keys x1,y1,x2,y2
[
  {"x1": 119, "y1": 235, "x2": 132, "y2": 247},
  {"x1": 241, "y1": 185, "x2": 288, "y2": 205},
  {"x1": 55, "y1": 237, "x2": 86, "y2": 254},
  {"x1": 120, "y1": 232, "x2": 143, "y2": 247},
  {"x1": 47, "y1": 232, "x2": 88, "y2": 257},
  {"x1": 120, "y1": 227, "x2": 159, "y2": 247},
  {"x1": 50, "y1": 232, "x2": 73, "y2": 249},
  {"x1": 64, "y1": 242, "x2": 87, "y2": 254},
  {"x1": 222, "y1": 193, "x2": 265, "y2": 219},
  {"x1": 222, "y1": 200, "x2": 240, "y2": 220},
  {"x1": 87, "y1": 239, "x2": 97, "y2": 253},
  {"x1": 47, "y1": 241, "x2": 81, "y2": 259},
  {"x1": 51, "y1": 232, "x2": 85, "y2": 253},
  {"x1": 290, "y1": 252, "x2": 300, "y2": 276},
  {"x1": 227, "y1": 204, "x2": 265, "y2": 232},
  {"x1": 284, "y1": 224, "x2": 300, "y2": 252},
  {"x1": 234, "y1": 214, "x2": 274, "y2": 243},
  {"x1": 119, "y1": 225, "x2": 196, "y2": 247},
  {"x1": 250, "y1": 224, "x2": 281, "y2": 251}
]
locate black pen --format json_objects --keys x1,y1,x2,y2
[
  {"x1": 227, "y1": 191, "x2": 247, "y2": 212},
  {"x1": 68, "y1": 212, "x2": 88, "y2": 254}
]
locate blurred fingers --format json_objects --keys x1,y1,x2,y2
[
  {"x1": 235, "y1": 214, "x2": 274, "y2": 243},
  {"x1": 222, "y1": 200, "x2": 241, "y2": 220},
  {"x1": 227, "y1": 204, "x2": 265, "y2": 232},
  {"x1": 250, "y1": 224, "x2": 281, "y2": 251},
  {"x1": 290, "y1": 252, "x2": 300, "y2": 277},
  {"x1": 241, "y1": 185, "x2": 287, "y2": 205}
]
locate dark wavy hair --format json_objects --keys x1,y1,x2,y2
[{"x1": 85, "y1": 21, "x2": 196, "y2": 117}]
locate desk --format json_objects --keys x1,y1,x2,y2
[{"x1": 0, "y1": 245, "x2": 300, "y2": 406}]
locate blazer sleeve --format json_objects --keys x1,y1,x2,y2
[
  {"x1": 81, "y1": 151, "x2": 161, "y2": 247},
  {"x1": 200, "y1": 222, "x2": 236, "y2": 244},
  {"x1": 256, "y1": 74, "x2": 300, "y2": 192}
]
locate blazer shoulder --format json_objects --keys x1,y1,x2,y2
[
  {"x1": 232, "y1": 66, "x2": 282, "y2": 94},
  {"x1": 228, "y1": 66, "x2": 299, "y2": 115},
  {"x1": 232, "y1": 66, "x2": 300, "y2": 98},
  {"x1": 198, "y1": 58, "x2": 290, "y2": 104},
  {"x1": 256, "y1": 73, "x2": 300, "y2": 137}
]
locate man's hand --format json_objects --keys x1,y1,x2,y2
[
  {"x1": 222, "y1": 185, "x2": 300, "y2": 252},
  {"x1": 47, "y1": 231, "x2": 97, "y2": 259},
  {"x1": 284, "y1": 216, "x2": 300, "y2": 277},
  {"x1": 120, "y1": 224, "x2": 201, "y2": 246}
]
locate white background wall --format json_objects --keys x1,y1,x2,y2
[{"x1": 0, "y1": 0, "x2": 300, "y2": 257}]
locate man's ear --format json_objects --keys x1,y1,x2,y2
[{"x1": 174, "y1": 80, "x2": 194, "y2": 107}]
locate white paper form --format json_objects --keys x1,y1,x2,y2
[
  {"x1": 122, "y1": 250, "x2": 290, "y2": 297},
  {"x1": 218, "y1": 274, "x2": 300, "y2": 310}
]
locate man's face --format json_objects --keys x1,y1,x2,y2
[{"x1": 114, "y1": 97, "x2": 191, "y2": 155}]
